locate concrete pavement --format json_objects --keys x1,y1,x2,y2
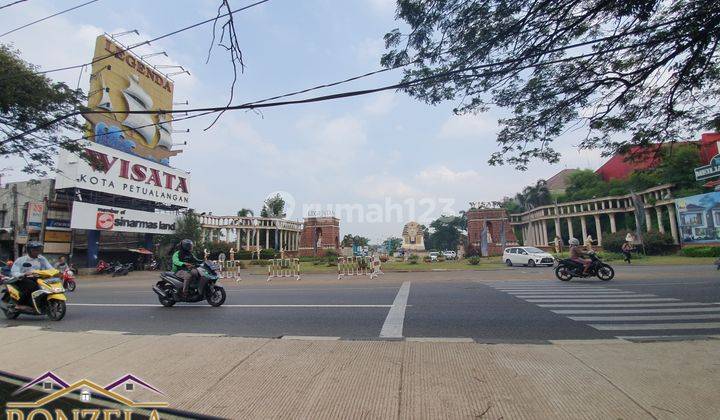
[{"x1": 1, "y1": 327, "x2": 718, "y2": 419}]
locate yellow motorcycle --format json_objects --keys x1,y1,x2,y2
[{"x1": 1, "y1": 266, "x2": 67, "y2": 321}]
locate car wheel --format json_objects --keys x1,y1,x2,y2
[
  {"x1": 505, "y1": 259, "x2": 513, "y2": 267},
  {"x1": 528, "y1": 260, "x2": 536, "y2": 267}
]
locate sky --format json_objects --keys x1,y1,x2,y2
[{"x1": 0, "y1": 0, "x2": 606, "y2": 243}]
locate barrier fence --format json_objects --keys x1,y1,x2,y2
[
  {"x1": 211, "y1": 260, "x2": 243, "y2": 282},
  {"x1": 337, "y1": 256, "x2": 382, "y2": 280},
  {"x1": 267, "y1": 258, "x2": 301, "y2": 282}
]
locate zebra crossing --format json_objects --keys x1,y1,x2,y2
[{"x1": 489, "y1": 282, "x2": 720, "y2": 339}]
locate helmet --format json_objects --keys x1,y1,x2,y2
[
  {"x1": 26, "y1": 241, "x2": 44, "y2": 251},
  {"x1": 568, "y1": 238, "x2": 580, "y2": 246},
  {"x1": 180, "y1": 239, "x2": 194, "y2": 252}
]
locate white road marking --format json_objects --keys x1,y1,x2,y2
[
  {"x1": 86, "y1": 330, "x2": 129, "y2": 335},
  {"x1": 590, "y1": 322, "x2": 720, "y2": 331},
  {"x1": 68, "y1": 303, "x2": 393, "y2": 308},
  {"x1": 569, "y1": 314, "x2": 720, "y2": 321},
  {"x1": 514, "y1": 294, "x2": 656, "y2": 299},
  {"x1": 406, "y1": 337, "x2": 474, "y2": 342},
  {"x1": 281, "y1": 336, "x2": 340, "y2": 341},
  {"x1": 538, "y1": 302, "x2": 707, "y2": 308},
  {"x1": 172, "y1": 333, "x2": 227, "y2": 337},
  {"x1": 527, "y1": 298, "x2": 679, "y2": 303},
  {"x1": 380, "y1": 281, "x2": 411, "y2": 338},
  {"x1": 553, "y1": 307, "x2": 720, "y2": 314}
]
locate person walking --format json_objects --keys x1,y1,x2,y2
[{"x1": 621, "y1": 241, "x2": 634, "y2": 264}]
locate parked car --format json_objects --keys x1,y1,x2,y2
[
  {"x1": 503, "y1": 247, "x2": 555, "y2": 267},
  {"x1": 442, "y1": 250, "x2": 457, "y2": 260},
  {"x1": 428, "y1": 252, "x2": 439, "y2": 262}
]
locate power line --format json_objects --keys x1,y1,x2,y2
[
  {"x1": 0, "y1": 0, "x2": 270, "y2": 80},
  {"x1": 0, "y1": 0, "x2": 100, "y2": 38},
  {"x1": 0, "y1": 0, "x2": 28, "y2": 11}
]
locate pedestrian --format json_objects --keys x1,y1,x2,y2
[
  {"x1": 621, "y1": 241, "x2": 634, "y2": 264},
  {"x1": 584, "y1": 234, "x2": 594, "y2": 252},
  {"x1": 553, "y1": 236, "x2": 561, "y2": 254}
]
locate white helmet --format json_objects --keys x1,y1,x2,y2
[{"x1": 568, "y1": 238, "x2": 580, "y2": 246}]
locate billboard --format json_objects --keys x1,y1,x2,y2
[
  {"x1": 675, "y1": 191, "x2": 720, "y2": 244},
  {"x1": 84, "y1": 35, "x2": 180, "y2": 165},
  {"x1": 55, "y1": 141, "x2": 190, "y2": 207},
  {"x1": 71, "y1": 202, "x2": 178, "y2": 235}
]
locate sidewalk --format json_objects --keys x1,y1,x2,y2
[{"x1": 1, "y1": 327, "x2": 718, "y2": 419}]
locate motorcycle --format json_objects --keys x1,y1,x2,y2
[
  {"x1": 152, "y1": 261, "x2": 226, "y2": 307},
  {"x1": 555, "y1": 251, "x2": 615, "y2": 281},
  {"x1": 96, "y1": 260, "x2": 112, "y2": 274},
  {"x1": 111, "y1": 262, "x2": 133, "y2": 277},
  {"x1": 1, "y1": 264, "x2": 67, "y2": 321},
  {"x1": 61, "y1": 267, "x2": 77, "y2": 292}
]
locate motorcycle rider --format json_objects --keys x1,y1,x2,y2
[
  {"x1": 568, "y1": 238, "x2": 591, "y2": 275},
  {"x1": 172, "y1": 239, "x2": 203, "y2": 298},
  {"x1": 10, "y1": 242, "x2": 53, "y2": 308}
]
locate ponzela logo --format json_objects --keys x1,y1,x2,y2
[
  {"x1": 96, "y1": 212, "x2": 115, "y2": 230},
  {"x1": 5, "y1": 371, "x2": 169, "y2": 419}
]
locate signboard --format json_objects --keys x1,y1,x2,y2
[
  {"x1": 55, "y1": 142, "x2": 190, "y2": 207},
  {"x1": 84, "y1": 35, "x2": 180, "y2": 165},
  {"x1": 70, "y1": 202, "x2": 178, "y2": 235},
  {"x1": 26, "y1": 202, "x2": 44, "y2": 232},
  {"x1": 694, "y1": 154, "x2": 720, "y2": 181},
  {"x1": 44, "y1": 242, "x2": 71, "y2": 254},
  {"x1": 46, "y1": 219, "x2": 71, "y2": 230},
  {"x1": 675, "y1": 191, "x2": 720, "y2": 244},
  {"x1": 44, "y1": 230, "x2": 71, "y2": 243}
]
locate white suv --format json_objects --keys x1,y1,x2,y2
[
  {"x1": 503, "y1": 247, "x2": 555, "y2": 267},
  {"x1": 442, "y1": 250, "x2": 457, "y2": 260}
]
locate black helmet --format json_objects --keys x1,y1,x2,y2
[
  {"x1": 26, "y1": 241, "x2": 44, "y2": 251},
  {"x1": 180, "y1": 239, "x2": 193, "y2": 252}
]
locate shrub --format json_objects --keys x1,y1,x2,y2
[
  {"x1": 438, "y1": 255, "x2": 446, "y2": 262},
  {"x1": 259, "y1": 248, "x2": 277, "y2": 260},
  {"x1": 379, "y1": 255, "x2": 389, "y2": 263},
  {"x1": 680, "y1": 246, "x2": 720, "y2": 257},
  {"x1": 423, "y1": 255, "x2": 432, "y2": 263},
  {"x1": 468, "y1": 256, "x2": 481, "y2": 265},
  {"x1": 325, "y1": 250, "x2": 339, "y2": 259},
  {"x1": 602, "y1": 230, "x2": 631, "y2": 253},
  {"x1": 408, "y1": 254, "x2": 419, "y2": 265},
  {"x1": 602, "y1": 230, "x2": 675, "y2": 255},
  {"x1": 250, "y1": 259, "x2": 270, "y2": 266}
]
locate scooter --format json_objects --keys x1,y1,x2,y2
[
  {"x1": 152, "y1": 261, "x2": 226, "y2": 307},
  {"x1": 96, "y1": 260, "x2": 112, "y2": 274},
  {"x1": 61, "y1": 267, "x2": 77, "y2": 292},
  {"x1": 1, "y1": 264, "x2": 67, "y2": 321},
  {"x1": 555, "y1": 251, "x2": 615, "y2": 281}
]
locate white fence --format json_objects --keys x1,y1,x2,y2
[
  {"x1": 211, "y1": 260, "x2": 243, "y2": 283},
  {"x1": 267, "y1": 258, "x2": 301, "y2": 282},
  {"x1": 337, "y1": 256, "x2": 382, "y2": 280}
]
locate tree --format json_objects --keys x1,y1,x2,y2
[
  {"x1": 383, "y1": 1, "x2": 720, "y2": 169},
  {"x1": 428, "y1": 215, "x2": 464, "y2": 251},
  {"x1": 260, "y1": 194, "x2": 285, "y2": 218},
  {"x1": 237, "y1": 208, "x2": 254, "y2": 217},
  {"x1": 161, "y1": 210, "x2": 203, "y2": 249},
  {"x1": 0, "y1": 44, "x2": 85, "y2": 175},
  {"x1": 383, "y1": 237, "x2": 403, "y2": 254},
  {"x1": 341, "y1": 234, "x2": 354, "y2": 247},
  {"x1": 341, "y1": 234, "x2": 370, "y2": 247}
]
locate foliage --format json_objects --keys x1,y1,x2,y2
[
  {"x1": 161, "y1": 211, "x2": 203, "y2": 251},
  {"x1": 428, "y1": 215, "x2": 464, "y2": 251},
  {"x1": 517, "y1": 180, "x2": 552, "y2": 210},
  {"x1": 260, "y1": 194, "x2": 286, "y2": 218},
  {"x1": 407, "y1": 254, "x2": 419, "y2": 264},
  {"x1": 237, "y1": 208, "x2": 254, "y2": 217},
  {"x1": 342, "y1": 235, "x2": 370, "y2": 247},
  {"x1": 0, "y1": 44, "x2": 85, "y2": 175},
  {"x1": 643, "y1": 231, "x2": 677, "y2": 255},
  {"x1": 383, "y1": 237, "x2": 403, "y2": 254},
  {"x1": 467, "y1": 256, "x2": 481, "y2": 265},
  {"x1": 259, "y1": 248, "x2": 278, "y2": 259},
  {"x1": 383, "y1": 0, "x2": 720, "y2": 169},
  {"x1": 680, "y1": 246, "x2": 720, "y2": 257},
  {"x1": 379, "y1": 255, "x2": 389, "y2": 263},
  {"x1": 601, "y1": 230, "x2": 633, "y2": 253},
  {"x1": 423, "y1": 255, "x2": 432, "y2": 263}
]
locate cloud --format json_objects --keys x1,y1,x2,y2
[
  {"x1": 438, "y1": 114, "x2": 497, "y2": 140},
  {"x1": 356, "y1": 37, "x2": 385, "y2": 63},
  {"x1": 363, "y1": 91, "x2": 397, "y2": 116},
  {"x1": 355, "y1": 175, "x2": 421, "y2": 199},
  {"x1": 415, "y1": 165, "x2": 482, "y2": 185},
  {"x1": 366, "y1": 0, "x2": 397, "y2": 14}
]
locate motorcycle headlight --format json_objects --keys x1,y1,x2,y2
[{"x1": 52, "y1": 287, "x2": 64, "y2": 293}]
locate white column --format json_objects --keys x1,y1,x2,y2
[
  {"x1": 609, "y1": 213, "x2": 617, "y2": 233},
  {"x1": 667, "y1": 205, "x2": 679, "y2": 244},
  {"x1": 567, "y1": 218, "x2": 574, "y2": 240},
  {"x1": 541, "y1": 220, "x2": 548, "y2": 246},
  {"x1": 655, "y1": 207, "x2": 665, "y2": 233},
  {"x1": 594, "y1": 214, "x2": 602, "y2": 246},
  {"x1": 645, "y1": 208, "x2": 652, "y2": 232},
  {"x1": 580, "y1": 217, "x2": 588, "y2": 241},
  {"x1": 256, "y1": 229, "x2": 260, "y2": 252},
  {"x1": 554, "y1": 218, "x2": 561, "y2": 240}
]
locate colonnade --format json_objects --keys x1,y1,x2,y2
[
  {"x1": 511, "y1": 184, "x2": 679, "y2": 247},
  {"x1": 198, "y1": 215, "x2": 303, "y2": 253}
]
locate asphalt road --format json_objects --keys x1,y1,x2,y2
[{"x1": 2, "y1": 264, "x2": 719, "y2": 343}]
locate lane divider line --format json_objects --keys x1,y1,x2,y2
[{"x1": 380, "y1": 281, "x2": 411, "y2": 338}]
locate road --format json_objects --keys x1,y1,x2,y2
[{"x1": 2, "y1": 264, "x2": 719, "y2": 343}]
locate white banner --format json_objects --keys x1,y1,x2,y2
[
  {"x1": 26, "y1": 202, "x2": 44, "y2": 232},
  {"x1": 56, "y1": 142, "x2": 190, "y2": 207},
  {"x1": 70, "y1": 202, "x2": 178, "y2": 235}
]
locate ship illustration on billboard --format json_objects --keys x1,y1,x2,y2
[{"x1": 83, "y1": 35, "x2": 183, "y2": 166}]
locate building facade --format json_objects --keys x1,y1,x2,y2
[
  {"x1": 299, "y1": 216, "x2": 340, "y2": 257},
  {"x1": 466, "y1": 209, "x2": 518, "y2": 256}
]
